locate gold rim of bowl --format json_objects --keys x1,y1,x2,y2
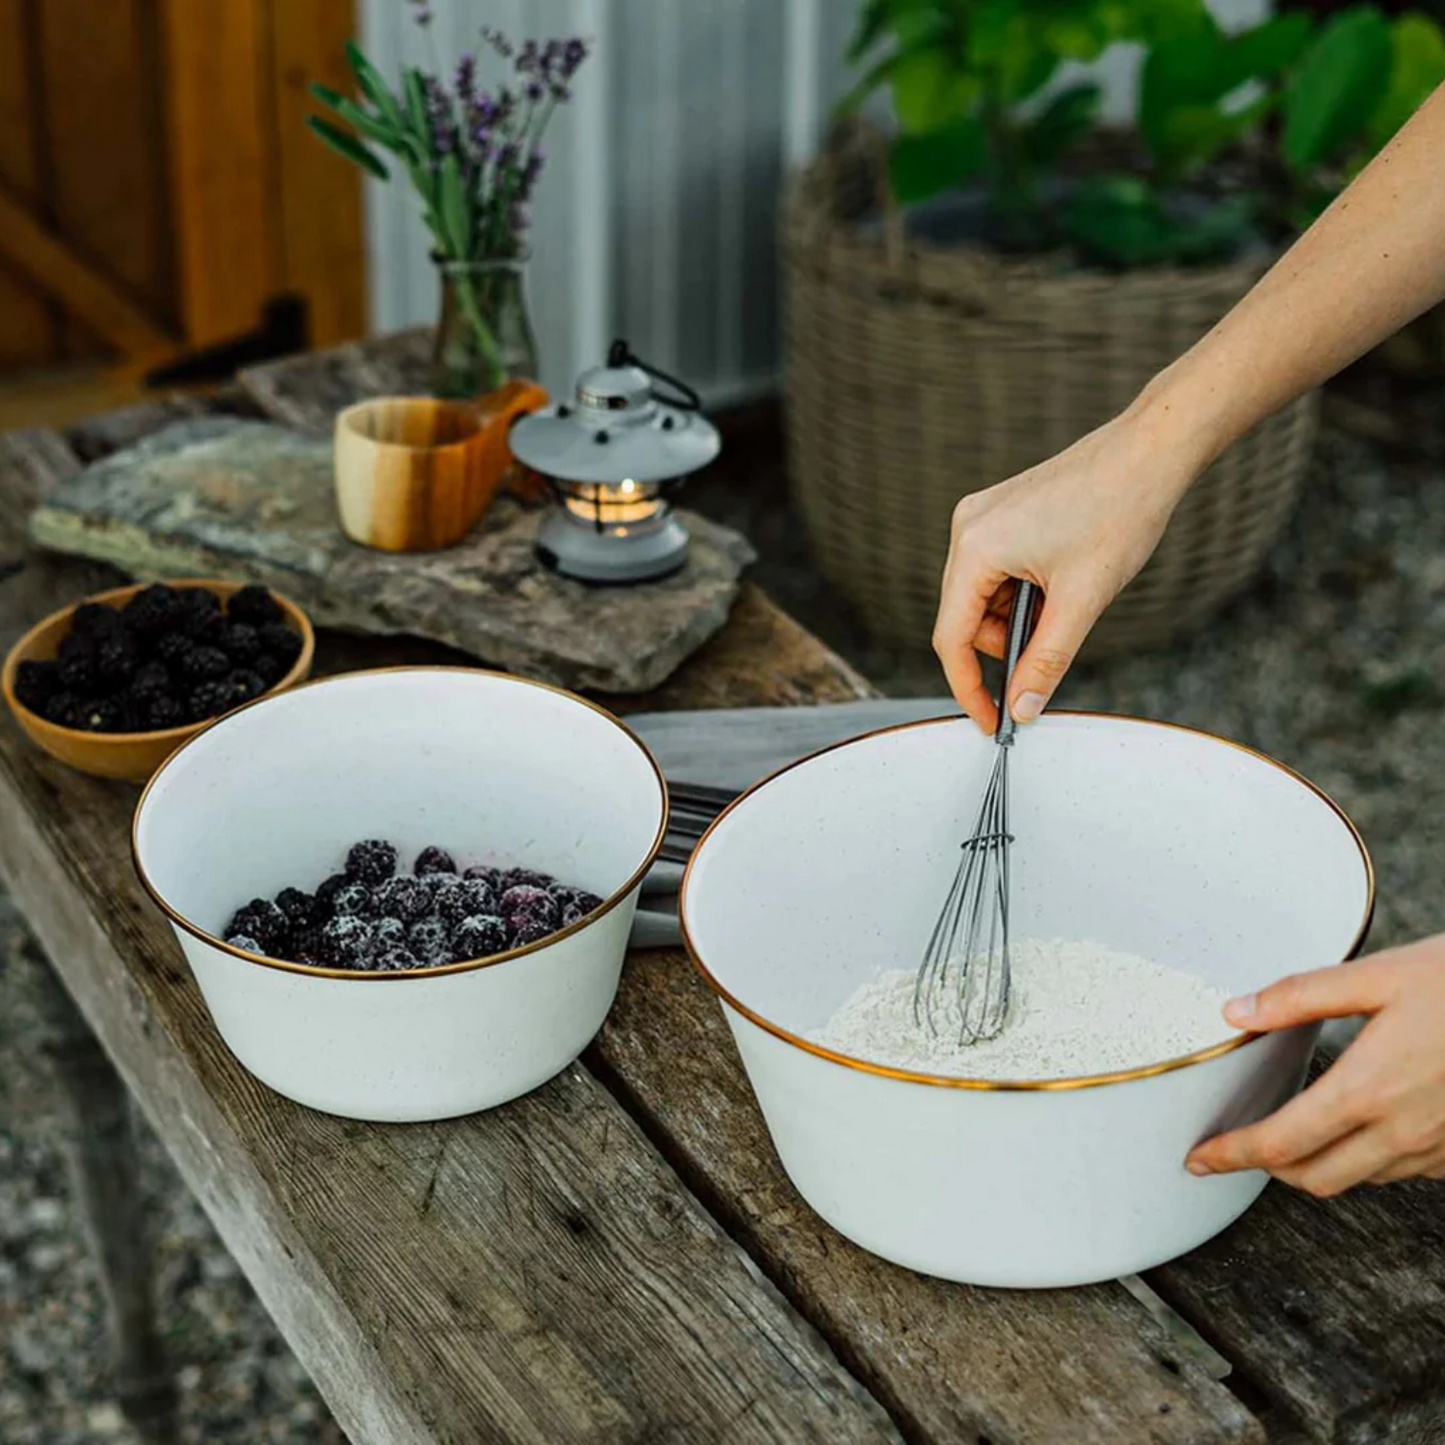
[
  {"x1": 678, "y1": 711, "x2": 1376, "y2": 1092},
  {"x1": 131, "y1": 665, "x2": 670, "y2": 982}
]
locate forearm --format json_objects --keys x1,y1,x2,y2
[{"x1": 1132, "y1": 82, "x2": 1445, "y2": 477}]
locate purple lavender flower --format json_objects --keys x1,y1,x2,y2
[
  {"x1": 481, "y1": 26, "x2": 514, "y2": 59},
  {"x1": 562, "y1": 39, "x2": 588, "y2": 78},
  {"x1": 525, "y1": 79, "x2": 545, "y2": 103},
  {"x1": 455, "y1": 53, "x2": 476, "y2": 102}
]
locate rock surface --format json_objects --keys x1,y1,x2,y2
[{"x1": 27, "y1": 416, "x2": 755, "y2": 694}]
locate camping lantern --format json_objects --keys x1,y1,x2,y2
[{"x1": 510, "y1": 340, "x2": 721, "y2": 584}]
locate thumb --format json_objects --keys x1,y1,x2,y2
[
  {"x1": 1224, "y1": 956, "x2": 1398, "y2": 1031},
  {"x1": 1007, "y1": 584, "x2": 1102, "y2": 724}
]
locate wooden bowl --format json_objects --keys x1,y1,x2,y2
[
  {"x1": 1, "y1": 579, "x2": 315, "y2": 784},
  {"x1": 334, "y1": 383, "x2": 545, "y2": 552}
]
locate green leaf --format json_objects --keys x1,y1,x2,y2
[
  {"x1": 306, "y1": 116, "x2": 389, "y2": 180},
  {"x1": 438, "y1": 152, "x2": 472, "y2": 258},
  {"x1": 847, "y1": 0, "x2": 891, "y2": 61},
  {"x1": 1223, "y1": 13, "x2": 1311, "y2": 88},
  {"x1": 1065, "y1": 176, "x2": 1254, "y2": 267},
  {"x1": 1283, "y1": 7, "x2": 1392, "y2": 170},
  {"x1": 888, "y1": 116, "x2": 986, "y2": 203},
  {"x1": 892, "y1": 47, "x2": 962, "y2": 131},
  {"x1": 1364, "y1": 12, "x2": 1445, "y2": 151},
  {"x1": 1023, "y1": 82, "x2": 1101, "y2": 167},
  {"x1": 344, "y1": 40, "x2": 404, "y2": 127},
  {"x1": 835, "y1": 48, "x2": 902, "y2": 116},
  {"x1": 309, "y1": 82, "x2": 402, "y2": 149},
  {"x1": 1130, "y1": 0, "x2": 1213, "y2": 45}
]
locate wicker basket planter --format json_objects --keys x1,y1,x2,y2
[{"x1": 781, "y1": 142, "x2": 1318, "y2": 658}]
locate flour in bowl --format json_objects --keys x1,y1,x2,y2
[{"x1": 810, "y1": 939, "x2": 1235, "y2": 1081}]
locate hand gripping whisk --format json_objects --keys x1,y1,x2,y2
[{"x1": 914, "y1": 581, "x2": 1040, "y2": 1046}]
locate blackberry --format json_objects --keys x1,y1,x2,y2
[
  {"x1": 144, "y1": 694, "x2": 185, "y2": 730},
  {"x1": 252, "y1": 652, "x2": 287, "y2": 688},
  {"x1": 122, "y1": 584, "x2": 182, "y2": 637},
  {"x1": 225, "y1": 898, "x2": 289, "y2": 952},
  {"x1": 291, "y1": 928, "x2": 325, "y2": 962},
  {"x1": 172, "y1": 588, "x2": 222, "y2": 638},
  {"x1": 373, "y1": 917, "x2": 408, "y2": 952},
  {"x1": 130, "y1": 661, "x2": 171, "y2": 698},
  {"x1": 330, "y1": 881, "x2": 373, "y2": 917},
  {"x1": 179, "y1": 645, "x2": 230, "y2": 682},
  {"x1": 503, "y1": 866, "x2": 555, "y2": 892},
  {"x1": 13, "y1": 659, "x2": 59, "y2": 713},
  {"x1": 42, "y1": 691, "x2": 84, "y2": 727},
  {"x1": 275, "y1": 887, "x2": 318, "y2": 929},
  {"x1": 347, "y1": 839, "x2": 398, "y2": 885},
  {"x1": 154, "y1": 631, "x2": 193, "y2": 665},
  {"x1": 257, "y1": 623, "x2": 302, "y2": 667},
  {"x1": 501, "y1": 885, "x2": 558, "y2": 928},
  {"x1": 314, "y1": 872, "x2": 353, "y2": 916},
  {"x1": 373, "y1": 946, "x2": 421, "y2": 972},
  {"x1": 552, "y1": 885, "x2": 603, "y2": 917},
  {"x1": 55, "y1": 633, "x2": 97, "y2": 692},
  {"x1": 225, "y1": 933, "x2": 263, "y2": 954},
  {"x1": 225, "y1": 669, "x2": 266, "y2": 703},
  {"x1": 228, "y1": 584, "x2": 285, "y2": 628},
  {"x1": 318, "y1": 914, "x2": 374, "y2": 968},
  {"x1": 560, "y1": 902, "x2": 589, "y2": 929},
  {"x1": 509, "y1": 909, "x2": 558, "y2": 947},
  {"x1": 77, "y1": 698, "x2": 122, "y2": 733},
  {"x1": 437, "y1": 878, "x2": 498, "y2": 927},
  {"x1": 95, "y1": 635, "x2": 139, "y2": 689},
  {"x1": 71, "y1": 602, "x2": 124, "y2": 638},
  {"x1": 188, "y1": 680, "x2": 235, "y2": 722},
  {"x1": 373, "y1": 876, "x2": 430, "y2": 923},
  {"x1": 293, "y1": 952, "x2": 325, "y2": 969},
  {"x1": 450, "y1": 914, "x2": 508, "y2": 962},
  {"x1": 413, "y1": 846, "x2": 457, "y2": 876},
  {"x1": 463, "y1": 865, "x2": 503, "y2": 890},
  {"x1": 407, "y1": 915, "x2": 451, "y2": 965},
  {"x1": 219, "y1": 622, "x2": 261, "y2": 663}
]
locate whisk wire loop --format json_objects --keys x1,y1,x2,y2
[{"x1": 913, "y1": 581, "x2": 1038, "y2": 1046}]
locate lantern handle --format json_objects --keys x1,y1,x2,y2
[{"x1": 607, "y1": 339, "x2": 702, "y2": 412}]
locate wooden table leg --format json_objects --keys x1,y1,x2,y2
[{"x1": 28, "y1": 955, "x2": 179, "y2": 1445}]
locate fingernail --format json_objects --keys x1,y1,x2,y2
[
  {"x1": 1012, "y1": 691, "x2": 1048, "y2": 724},
  {"x1": 1224, "y1": 993, "x2": 1258, "y2": 1026},
  {"x1": 1186, "y1": 1159, "x2": 1213, "y2": 1177}
]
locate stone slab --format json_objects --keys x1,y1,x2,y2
[{"x1": 27, "y1": 416, "x2": 755, "y2": 694}]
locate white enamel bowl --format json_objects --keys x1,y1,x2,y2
[
  {"x1": 133, "y1": 668, "x2": 666, "y2": 1122},
  {"x1": 680, "y1": 714, "x2": 1373, "y2": 1288}
]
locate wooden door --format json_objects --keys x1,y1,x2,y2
[{"x1": 0, "y1": 0, "x2": 366, "y2": 377}]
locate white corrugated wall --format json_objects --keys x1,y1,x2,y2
[{"x1": 360, "y1": 0, "x2": 1268, "y2": 404}]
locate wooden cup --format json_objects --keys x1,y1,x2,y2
[{"x1": 334, "y1": 387, "x2": 541, "y2": 552}]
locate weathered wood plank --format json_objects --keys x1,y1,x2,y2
[
  {"x1": 1150, "y1": 1086, "x2": 1445, "y2": 1444},
  {"x1": 590, "y1": 951, "x2": 1263, "y2": 1445},
  {"x1": 65, "y1": 395, "x2": 213, "y2": 463},
  {"x1": 0, "y1": 432, "x2": 899, "y2": 1445}
]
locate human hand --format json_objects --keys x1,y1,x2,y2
[
  {"x1": 932, "y1": 407, "x2": 1200, "y2": 733},
  {"x1": 1187, "y1": 935, "x2": 1445, "y2": 1195}
]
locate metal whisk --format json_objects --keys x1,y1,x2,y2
[{"x1": 914, "y1": 580, "x2": 1040, "y2": 1046}]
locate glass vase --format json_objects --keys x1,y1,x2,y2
[{"x1": 431, "y1": 257, "x2": 539, "y2": 400}]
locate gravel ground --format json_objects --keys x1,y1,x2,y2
[{"x1": 1, "y1": 411, "x2": 1441, "y2": 1442}]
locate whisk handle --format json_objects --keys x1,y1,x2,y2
[{"x1": 996, "y1": 580, "x2": 1041, "y2": 747}]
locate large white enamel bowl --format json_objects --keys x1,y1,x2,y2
[
  {"x1": 680, "y1": 713, "x2": 1373, "y2": 1288},
  {"x1": 133, "y1": 668, "x2": 666, "y2": 1122}
]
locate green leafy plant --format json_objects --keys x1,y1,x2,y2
[{"x1": 843, "y1": 0, "x2": 1445, "y2": 267}]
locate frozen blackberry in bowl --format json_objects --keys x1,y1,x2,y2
[{"x1": 131, "y1": 668, "x2": 666, "y2": 1121}]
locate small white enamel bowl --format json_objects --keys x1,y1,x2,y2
[
  {"x1": 680, "y1": 714, "x2": 1373, "y2": 1289},
  {"x1": 133, "y1": 668, "x2": 666, "y2": 1122}
]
